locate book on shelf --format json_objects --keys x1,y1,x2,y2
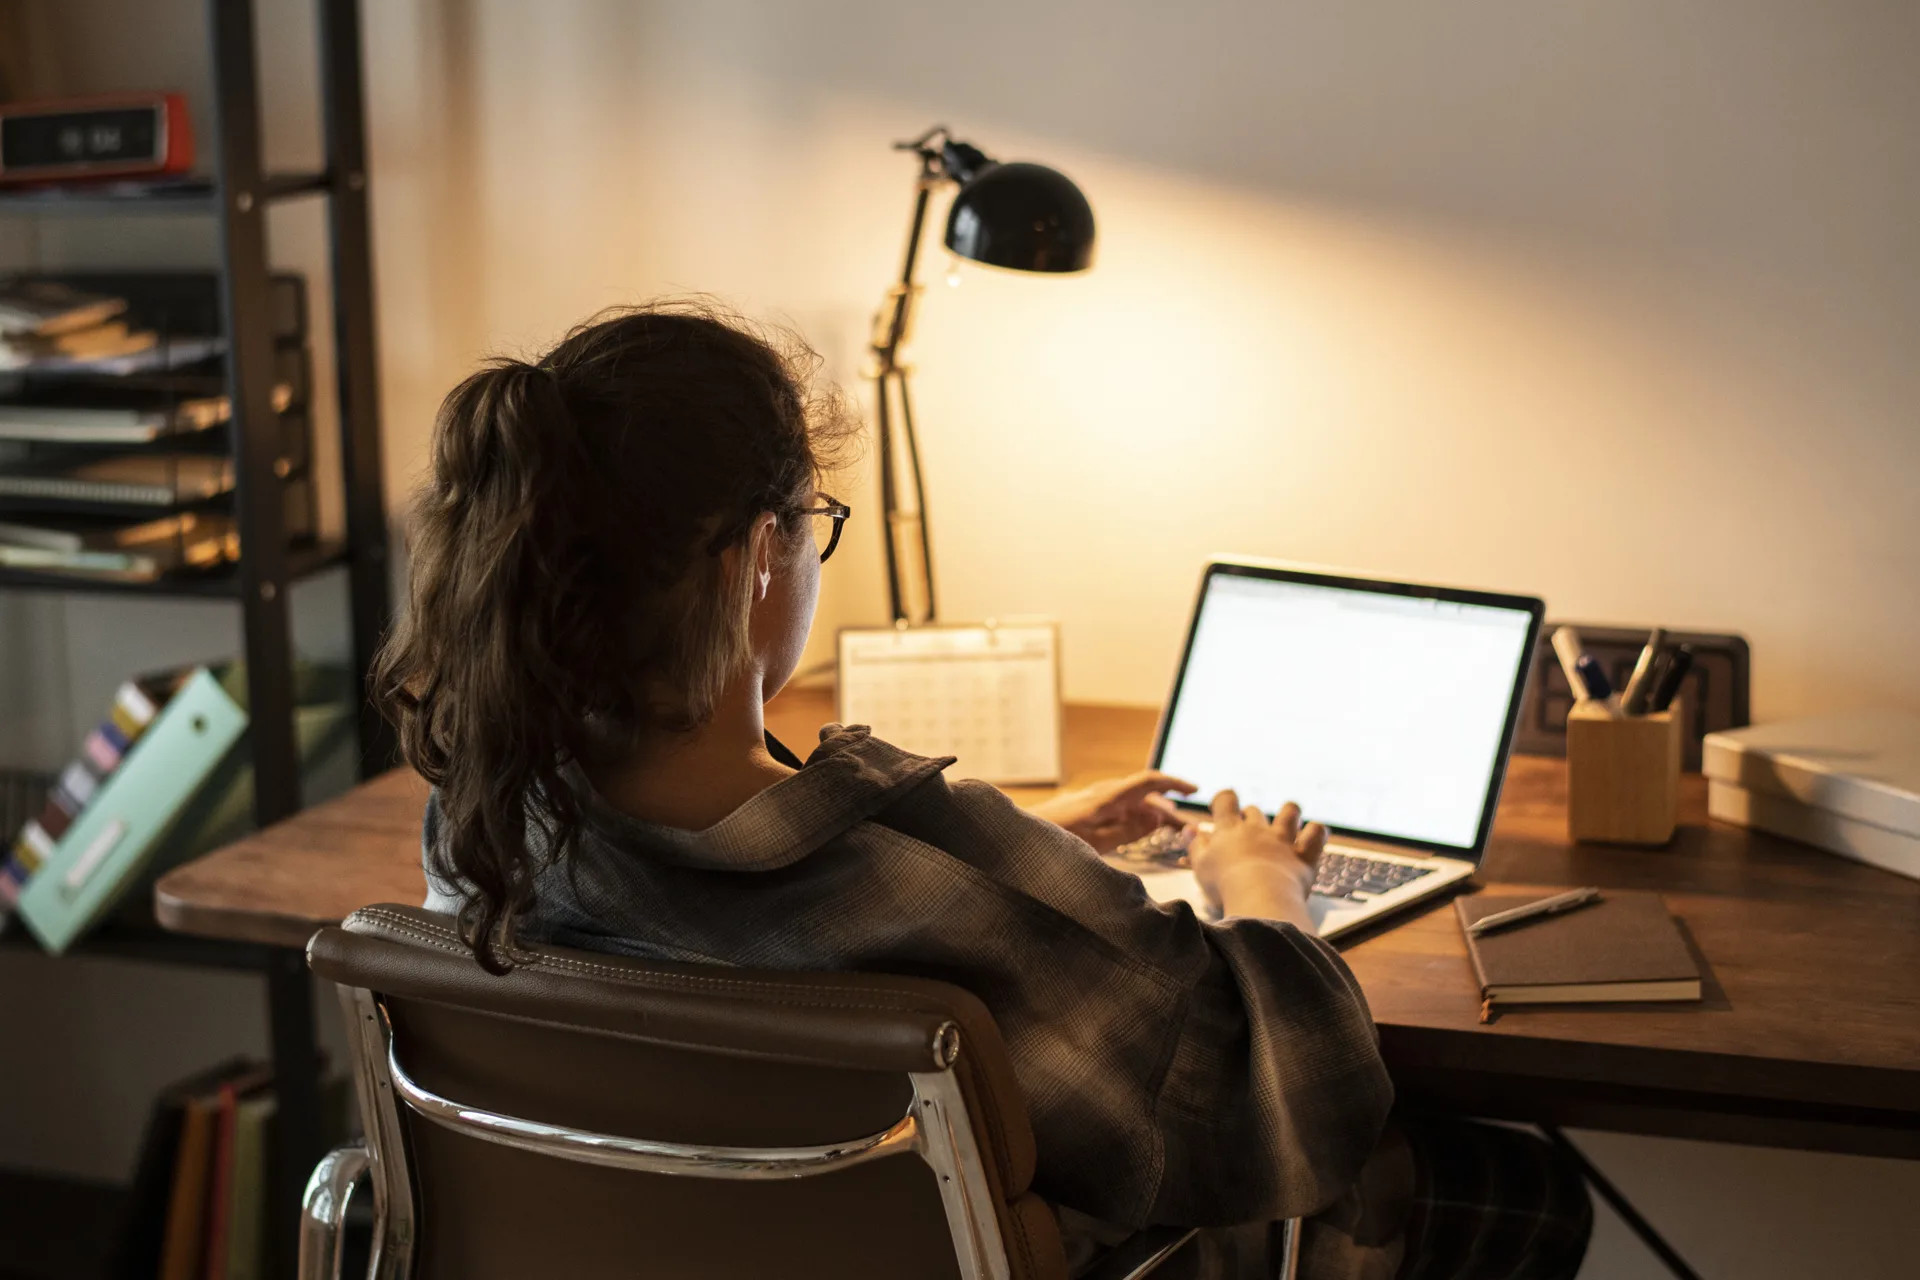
[
  {"x1": 157, "y1": 1080, "x2": 223, "y2": 1280},
  {"x1": 0, "y1": 382, "x2": 291, "y2": 444},
  {"x1": 0, "y1": 451, "x2": 234, "y2": 505},
  {"x1": 202, "y1": 1069, "x2": 272, "y2": 1280},
  {"x1": 0, "y1": 279, "x2": 127, "y2": 337},
  {"x1": 17, "y1": 271, "x2": 308, "y2": 347},
  {"x1": 220, "y1": 1090, "x2": 279, "y2": 1280},
  {"x1": 4, "y1": 344, "x2": 313, "y2": 419},
  {"x1": 116, "y1": 1061, "x2": 350, "y2": 1280},
  {"x1": 0, "y1": 510, "x2": 239, "y2": 581},
  {"x1": 1, "y1": 318, "x2": 155, "y2": 362},
  {"x1": 111, "y1": 1057, "x2": 254, "y2": 1280},
  {"x1": 0, "y1": 270, "x2": 307, "y2": 384},
  {"x1": 0, "y1": 509, "x2": 214, "y2": 553},
  {"x1": 0, "y1": 332, "x2": 225, "y2": 377}
]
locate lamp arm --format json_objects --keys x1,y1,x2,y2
[
  {"x1": 872, "y1": 143, "x2": 943, "y2": 373},
  {"x1": 868, "y1": 136, "x2": 951, "y2": 623}
]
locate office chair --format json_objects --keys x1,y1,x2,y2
[{"x1": 301, "y1": 905, "x2": 1298, "y2": 1280}]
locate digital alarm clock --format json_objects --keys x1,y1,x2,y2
[{"x1": 0, "y1": 92, "x2": 194, "y2": 185}]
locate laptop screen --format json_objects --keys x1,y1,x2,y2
[{"x1": 1154, "y1": 566, "x2": 1541, "y2": 855}]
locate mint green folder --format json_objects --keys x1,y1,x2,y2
[
  {"x1": 18, "y1": 667, "x2": 248, "y2": 954},
  {"x1": 141, "y1": 698, "x2": 356, "y2": 881}
]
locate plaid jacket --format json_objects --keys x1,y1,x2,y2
[{"x1": 423, "y1": 724, "x2": 1392, "y2": 1230}]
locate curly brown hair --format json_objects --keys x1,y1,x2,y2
[{"x1": 372, "y1": 303, "x2": 856, "y2": 972}]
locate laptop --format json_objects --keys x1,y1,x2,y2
[{"x1": 1126, "y1": 560, "x2": 1543, "y2": 939}]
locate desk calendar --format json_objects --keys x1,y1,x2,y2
[{"x1": 836, "y1": 621, "x2": 1062, "y2": 785}]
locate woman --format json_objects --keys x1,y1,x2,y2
[{"x1": 375, "y1": 304, "x2": 1590, "y2": 1279}]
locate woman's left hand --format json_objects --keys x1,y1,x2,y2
[{"x1": 1031, "y1": 770, "x2": 1198, "y2": 854}]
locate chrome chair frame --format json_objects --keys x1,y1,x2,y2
[
  {"x1": 302, "y1": 981, "x2": 1298, "y2": 1280},
  {"x1": 304, "y1": 985, "x2": 1207, "y2": 1280}
]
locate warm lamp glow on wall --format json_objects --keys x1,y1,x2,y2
[{"x1": 868, "y1": 126, "x2": 1096, "y2": 623}]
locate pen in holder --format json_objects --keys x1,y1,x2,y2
[{"x1": 1566, "y1": 701, "x2": 1682, "y2": 845}]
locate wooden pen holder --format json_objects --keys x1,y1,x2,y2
[{"x1": 1566, "y1": 702, "x2": 1682, "y2": 846}]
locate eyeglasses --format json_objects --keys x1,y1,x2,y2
[{"x1": 804, "y1": 495, "x2": 851, "y2": 563}]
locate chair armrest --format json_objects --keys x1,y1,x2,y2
[
  {"x1": 298, "y1": 1143, "x2": 369, "y2": 1280},
  {"x1": 1077, "y1": 1226, "x2": 1199, "y2": 1280}
]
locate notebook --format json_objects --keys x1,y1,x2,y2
[
  {"x1": 0, "y1": 393, "x2": 234, "y2": 443},
  {"x1": 1455, "y1": 890, "x2": 1702, "y2": 1011},
  {"x1": 0, "y1": 452, "x2": 234, "y2": 505},
  {"x1": 0, "y1": 511, "x2": 238, "y2": 581}
]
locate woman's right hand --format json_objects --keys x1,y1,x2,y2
[{"x1": 1189, "y1": 791, "x2": 1328, "y2": 930}]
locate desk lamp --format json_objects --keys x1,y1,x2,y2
[{"x1": 868, "y1": 125, "x2": 1096, "y2": 623}]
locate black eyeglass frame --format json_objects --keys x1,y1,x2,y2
[{"x1": 803, "y1": 496, "x2": 852, "y2": 563}]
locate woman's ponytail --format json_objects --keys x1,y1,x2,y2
[
  {"x1": 376, "y1": 359, "x2": 615, "y2": 971},
  {"x1": 373, "y1": 305, "x2": 856, "y2": 972}
]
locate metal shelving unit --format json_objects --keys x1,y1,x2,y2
[{"x1": 0, "y1": 2, "x2": 393, "y2": 1274}]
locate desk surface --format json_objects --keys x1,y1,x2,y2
[{"x1": 156, "y1": 689, "x2": 1920, "y2": 1158}]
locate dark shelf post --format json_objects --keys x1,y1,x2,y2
[
  {"x1": 207, "y1": 0, "x2": 321, "y2": 1273},
  {"x1": 318, "y1": 0, "x2": 397, "y2": 777},
  {"x1": 207, "y1": 1, "x2": 301, "y2": 827}
]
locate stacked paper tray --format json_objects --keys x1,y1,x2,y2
[{"x1": 1703, "y1": 711, "x2": 1920, "y2": 882}]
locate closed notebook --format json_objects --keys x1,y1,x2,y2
[{"x1": 1455, "y1": 890, "x2": 1702, "y2": 1008}]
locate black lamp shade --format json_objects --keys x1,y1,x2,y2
[{"x1": 944, "y1": 161, "x2": 1095, "y2": 273}]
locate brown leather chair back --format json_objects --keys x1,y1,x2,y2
[{"x1": 306, "y1": 905, "x2": 1067, "y2": 1280}]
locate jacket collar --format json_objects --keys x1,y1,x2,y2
[{"x1": 560, "y1": 724, "x2": 953, "y2": 871}]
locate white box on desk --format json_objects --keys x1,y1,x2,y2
[{"x1": 1703, "y1": 710, "x2": 1920, "y2": 882}]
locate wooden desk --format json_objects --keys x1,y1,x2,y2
[{"x1": 156, "y1": 690, "x2": 1920, "y2": 1160}]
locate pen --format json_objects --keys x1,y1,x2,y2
[
  {"x1": 1551, "y1": 626, "x2": 1591, "y2": 699},
  {"x1": 1620, "y1": 628, "x2": 1665, "y2": 715},
  {"x1": 1574, "y1": 654, "x2": 1612, "y2": 702},
  {"x1": 1650, "y1": 643, "x2": 1695, "y2": 712},
  {"x1": 1466, "y1": 886, "x2": 1603, "y2": 937}
]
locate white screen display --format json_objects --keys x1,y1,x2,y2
[{"x1": 1156, "y1": 573, "x2": 1535, "y2": 851}]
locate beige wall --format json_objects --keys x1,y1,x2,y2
[
  {"x1": 3, "y1": 2, "x2": 1919, "y2": 1275},
  {"x1": 358, "y1": 0, "x2": 1919, "y2": 720}
]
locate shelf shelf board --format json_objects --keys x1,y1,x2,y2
[
  {"x1": 0, "y1": 1167, "x2": 128, "y2": 1280},
  {"x1": 0, "y1": 171, "x2": 333, "y2": 217},
  {"x1": 0, "y1": 910, "x2": 278, "y2": 971},
  {"x1": 0, "y1": 919, "x2": 279, "y2": 970},
  {"x1": 0, "y1": 538, "x2": 349, "y2": 599}
]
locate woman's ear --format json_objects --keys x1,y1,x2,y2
[{"x1": 751, "y1": 512, "x2": 778, "y2": 600}]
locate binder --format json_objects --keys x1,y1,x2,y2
[{"x1": 16, "y1": 667, "x2": 247, "y2": 953}]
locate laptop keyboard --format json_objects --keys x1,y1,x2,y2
[
  {"x1": 1110, "y1": 829, "x2": 1441, "y2": 902},
  {"x1": 1313, "y1": 851, "x2": 1436, "y2": 900}
]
